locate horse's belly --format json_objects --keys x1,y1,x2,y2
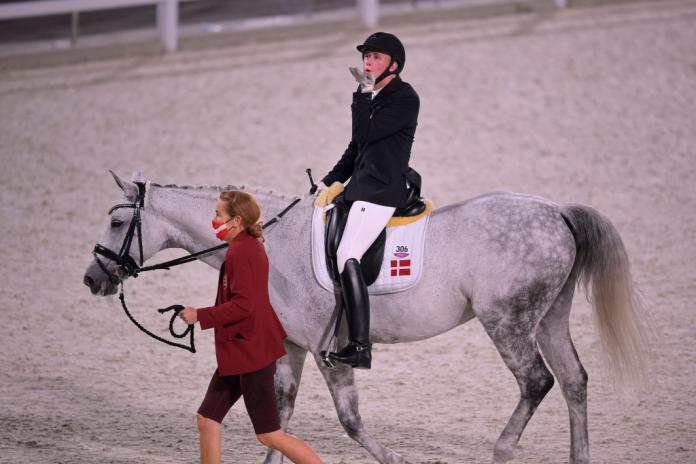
[{"x1": 370, "y1": 291, "x2": 473, "y2": 343}]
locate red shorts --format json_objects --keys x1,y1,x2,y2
[{"x1": 197, "y1": 362, "x2": 280, "y2": 435}]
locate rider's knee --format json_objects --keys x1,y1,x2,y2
[
  {"x1": 336, "y1": 248, "x2": 354, "y2": 274},
  {"x1": 336, "y1": 248, "x2": 360, "y2": 274},
  {"x1": 197, "y1": 413, "x2": 219, "y2": 434}
]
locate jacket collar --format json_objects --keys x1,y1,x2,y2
[
  {"x1": 225, "y1": 230, "x2": 251, "y2": 253},
  {"x1": 372, "y1": 75, "x2": 402, "y2": 103}
]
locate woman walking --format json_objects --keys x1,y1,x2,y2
[{"x1": 179, "y1": 190, "x2": 323, "y2": 464}]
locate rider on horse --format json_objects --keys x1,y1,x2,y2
[{"x1": 315, "y1": 32, "x2": 421, "y2": 369}]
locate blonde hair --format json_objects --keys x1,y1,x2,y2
[{"x1": 219, "y1": 190, "x2": 263, "y2": 239}]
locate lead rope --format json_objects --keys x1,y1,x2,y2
[{"x1": 119, "y1": 283, "x2": 195, "y2": 353}]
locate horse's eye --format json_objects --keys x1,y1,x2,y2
[{"x1": 111, "y1": 219, "x2": 124, "y2": 228}]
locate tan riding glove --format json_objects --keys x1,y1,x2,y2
[{"x1": 314, "y1": 181, "x2": 345, "y2": 208}]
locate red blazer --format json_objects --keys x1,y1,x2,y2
[{"x1": 197, "y1": 231, "x2": 287, "y2": 376}]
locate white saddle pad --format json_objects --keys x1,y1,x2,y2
[{"x1": 311, "y1": 205, "x2": 431, "y2": 295}]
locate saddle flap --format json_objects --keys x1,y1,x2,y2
[{"x1": 324, "y1": 194, "x2": 386, "y2": 286}]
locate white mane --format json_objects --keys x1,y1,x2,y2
[{"x1": 149, "y1": 182, "x2": 299, "y2": 201}]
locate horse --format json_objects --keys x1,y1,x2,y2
[{"x1": 83, "y1": 171, "x2": 650, "y2": 464}]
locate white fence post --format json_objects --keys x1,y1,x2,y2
[
  {"x1": 157, "y1": 0, "x2": 178, "y2": 52},
  {"x1": 0, "y1": 1, "x2": 189, "y2": 53},
  {"x1": 357, "y1": 0, "x2": 379, "y2": 29}
]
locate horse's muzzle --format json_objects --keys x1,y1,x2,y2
[{"x1": 83, "y1": 262, "x2": 119, "y2": 296}]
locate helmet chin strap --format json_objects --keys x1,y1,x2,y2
[{"x1": 373, "y1": 58, "x2": 397, "y2": 85}]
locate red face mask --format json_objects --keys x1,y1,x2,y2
[{"x1": 212, "y1": 218, "x2": 232, "y2": 240}]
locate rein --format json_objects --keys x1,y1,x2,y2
[{"x1": 92, "y1": 181, "x2": 302, "y2": 353}]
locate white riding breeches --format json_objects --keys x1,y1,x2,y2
[{"x1": 336, "y1": 201, "x2": 396, "y2": 274}]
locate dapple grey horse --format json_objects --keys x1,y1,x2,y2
[{"x1": 83, "y1": 172, "x2": 649, "y2": 464}]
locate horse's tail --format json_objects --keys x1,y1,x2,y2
[{"x1": 561, "y1": 204, "x2": 651, "y2": 385}]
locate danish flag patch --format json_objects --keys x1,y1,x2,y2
[{"x1": 390, "y1": 259, "x2": 411, "y2": 276}]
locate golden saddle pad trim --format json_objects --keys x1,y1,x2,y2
[
  {"x1": 322, "y1": 198, "x2": 434, "y2": 227},
  {"x1": 387, "y1": 199, "x2": 433, "y2": 228}
]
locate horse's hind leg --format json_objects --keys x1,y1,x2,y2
[
  {"x1": 476, "y1": 300, "x2": 555, "y2": 463},
  {"x1": 537, "y1": 279, "x2": 590, "y2": 464},
  {"x1": 313, "y1": 353, "x2": 405, "y2": 464},
  {"x1": 264, "y1": 341, "x2": 308, "y2": 464}
]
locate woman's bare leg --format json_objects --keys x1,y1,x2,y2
[
  {"x1": 197, "y1": 414, "x2": 221, "y2": 464},
  {"x1": 257, "y1": 429, "x2": 323, "y2": 464}
]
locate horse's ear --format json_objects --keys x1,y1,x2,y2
[
  {"x1": 110, "y1": 170, "x2": 139, "y2": 201},
  {"x1": 110, "y1": 170, "x2": 125, "y2": 190}
]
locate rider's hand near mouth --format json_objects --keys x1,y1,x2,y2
[{"x1": 349, "y1": 67, "x2": 375, "y2": 93}]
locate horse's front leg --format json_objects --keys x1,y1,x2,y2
[
  {"x1": 264, "y1": 341, "x2": 308, "y2": 464},
  {"x1": 313, "y1": 352, "x2": 406, "y2": 464}
]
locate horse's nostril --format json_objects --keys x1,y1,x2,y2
[{"x1": 84, "y1": 275, "x2": 94, "y2": 287}]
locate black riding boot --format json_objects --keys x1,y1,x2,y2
[{"x1": 329, "y1": 258, "x2": 372, "y2": 369}]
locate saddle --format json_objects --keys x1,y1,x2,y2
[{"x1": 324, "y1": 188, "x2": 427, "y2": 286}]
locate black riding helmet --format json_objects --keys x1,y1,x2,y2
[{"x1": 356, "y1": 32, "x2": 405, "y2": 84}]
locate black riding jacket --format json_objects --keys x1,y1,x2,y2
[{"x1": 322, "y1": 75, "x2": 420, "y2": 208}]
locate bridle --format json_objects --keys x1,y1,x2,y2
[
  {"x1": 92, "y1": 182, "x2": 147, "y2": 283},
  {"x1": 91, "y1": 180, "x2": 303, "y2": 353}
]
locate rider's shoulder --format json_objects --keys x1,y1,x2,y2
[
  {"x1": 392, "y1": 79, "x2": 419, "y2": 102},
  {"x1": 402, "y1": 82, "x2": 419, "y2": 99}
]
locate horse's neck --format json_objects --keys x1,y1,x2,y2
[
  {"x1": 148, "y1": 184, "x2": 293, "y2": 257},
  {"x1": 142, "y1": 186, "x2": 212, "y2": 259}
]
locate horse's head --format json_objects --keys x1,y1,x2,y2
[{"x1": 83, "y1": 170, "x2": 170, "y2": 296}]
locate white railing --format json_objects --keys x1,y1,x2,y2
[
  {"x1": 0, "y1": 0, "x2": 569, "y2": 54},
  {"x1": 0, "y1": 0, "x2": 194, "y2": 52},
  {"x1": 358, "y1": 0, "x2": 567, "y2": 28}
]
